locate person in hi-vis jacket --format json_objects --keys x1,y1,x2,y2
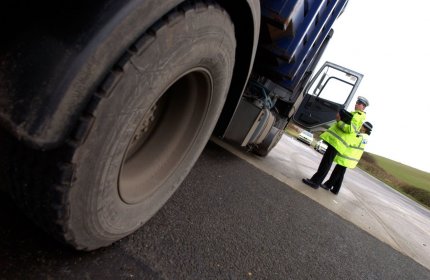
[
  {"x1": 302, "y1": 96, "x2": 369, "y2": 190},
  {"x1": 320, "y1": 121, "x2": 373, "y2": 195}
]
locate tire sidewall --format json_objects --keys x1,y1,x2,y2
[{"x1": 68, "y1": 6, "x2": 236, "y2": 248}]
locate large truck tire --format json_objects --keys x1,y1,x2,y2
[{"x1": 4, "y1": 1, "x2": 236, "y2": 250}]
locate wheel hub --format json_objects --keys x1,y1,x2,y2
[{"x1": 118, "y1": 69, "x2": 212, "y2": 204}]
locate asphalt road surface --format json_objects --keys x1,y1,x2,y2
[
  {"x1": 1, "y1": 141, "x2": 429, "y2": 279},
  {"x1": 219, "y1": 134, "x2": 430, "y2": 270},
  {"x1": 217, "y1": 134, "x2": 430, "y2": 269}
]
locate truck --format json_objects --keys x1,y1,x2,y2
[{"x1": 0, "y1": 0, "x2": 362, "y2": 250}]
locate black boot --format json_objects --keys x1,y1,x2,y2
[{"x1": 302, "y1": 178, "x2": 320, "y2": 189}]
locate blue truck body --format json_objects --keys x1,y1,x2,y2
[{"x1": 260, "y1": 0, "x2": 348, "y2": 93}]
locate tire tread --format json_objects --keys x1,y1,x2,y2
[{"x1": 4, "y1": 0, "x2": 232, "y2": 250}]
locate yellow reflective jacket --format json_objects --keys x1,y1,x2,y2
[
  {"x1": 320, "y1": 110, "x2": 366, "y2": 155},
  {"x1": 334, "y1": 133, "x2": 368, "y2": 168}
]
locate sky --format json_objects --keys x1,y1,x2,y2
[{"x1": 317, "y1": 0, "x2": 430, "y2": 173}]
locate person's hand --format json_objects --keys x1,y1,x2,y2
[{"x1": 336, "y1": 112, "x2": 341, "y2": 121}]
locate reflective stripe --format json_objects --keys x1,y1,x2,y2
[
  {"x1": 352, "y1": 123, "x2": 359, "y2": 134},
  {"x1": 337, "y1": 121, "x2": 358, "y2": 134},
  {"x1": 349, "y1": 145, "x2": 364, "y2": 151},
  {"x1": 336, "y1": 154, "x2": 359, "y2": 162},
  {"x1": 326, "y1": 130, "x2": 349, "y2": 148}
]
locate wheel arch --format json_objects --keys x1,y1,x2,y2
[{"x1": 213, "y1": 0, "x2": 260, "y2": 136}]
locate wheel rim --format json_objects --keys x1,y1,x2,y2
[{"x1": 118, "y1": 68, "x2": 212, "y2": 204}]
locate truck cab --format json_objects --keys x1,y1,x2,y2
[{"x1": 224, "y1": 61, "x2": 363, "y2": 155}]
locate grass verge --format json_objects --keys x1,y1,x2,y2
[{"x1": 358, "y1": 152, "x2": 430, "y2": 209}]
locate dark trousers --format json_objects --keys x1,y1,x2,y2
[
  {"x1": 324, "y1": 164, "x2": 347, "y2": 193},
  {"x1": 310, "y1": 144, "x2": 337, "y2": 184}
]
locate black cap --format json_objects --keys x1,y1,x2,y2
[{"x1": 363, "y1": 121, "x2": 373, "y2": 132}]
